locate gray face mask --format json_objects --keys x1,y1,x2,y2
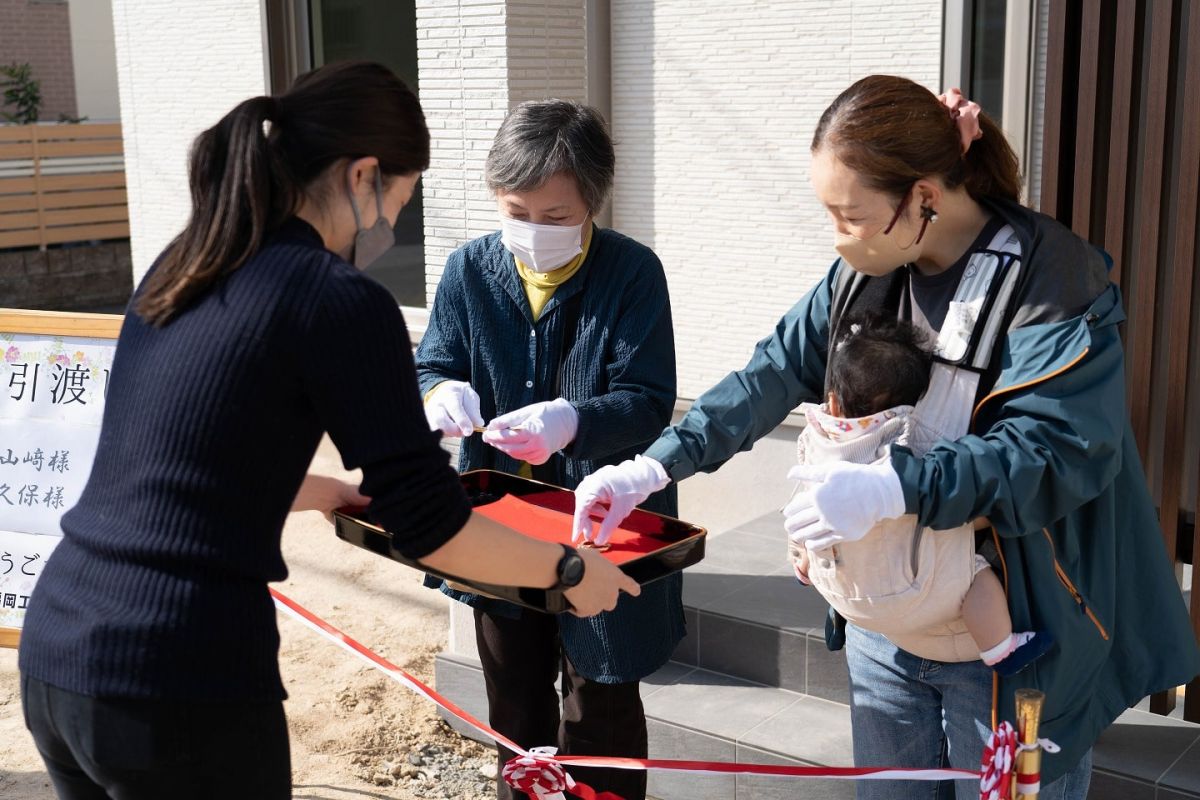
[{"x1": 348, "y1": 170, "x2": 395, "y2": 269}]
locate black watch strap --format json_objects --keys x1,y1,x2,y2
[{"x1": 554, "y1": 543, "x2": 585, "y2": 590}]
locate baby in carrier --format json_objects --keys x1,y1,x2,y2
[{"x1": 790, "y1": 314, "x2": 1051, "y2": 676}]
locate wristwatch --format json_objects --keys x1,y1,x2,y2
[{"x1": 554, "y1": 544, "x2": 586, "y2": 589}]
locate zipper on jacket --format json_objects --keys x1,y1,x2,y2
[
  {"x1": 1042, "y1": 529, "x2": 1109, "y2": 640},
  {"x1": 971, "y1": 347, "x2": 1089, "y2": 425},
  {"x1": 969, "y1": 333, "x2": 1102, "y2": 734}
]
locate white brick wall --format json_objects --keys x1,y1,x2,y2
[
  {"x1": 416, "y1": 0, "x2": 508, "y2": 300},
  {"x1": 506, "y1": 0, "x2": 587, "y2": 105},
  {"x1": 112, "y1": 0, "x2": 268, "y2": 283},
  {"x1": 416, "y1": 0, "x2": 589, "y2": 305},
  {"x1": 611, "y1": 0, "x2": 942, "y2": 399}
]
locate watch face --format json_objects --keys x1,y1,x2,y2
[{"x1": 559, "y1": 552, "x2": 585, "y2": 587}]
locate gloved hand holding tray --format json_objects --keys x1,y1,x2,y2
[{"x1": 333, "y1": 469, "x2": 706, "y2": 613}]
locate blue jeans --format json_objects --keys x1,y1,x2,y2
[{"x1": 845, "y1": 624, "x2": 1092, "y2": 800}]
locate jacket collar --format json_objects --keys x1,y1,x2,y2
[{"x1": 988, "y1": 282, "x2": 1123, "y2": 396}]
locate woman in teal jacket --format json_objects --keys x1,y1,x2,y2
[{"x1": 572, "y1": 76, "x2": 1199, "y2": 799}]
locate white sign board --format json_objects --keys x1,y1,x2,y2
[
  {"x1": 0, "y1": 530, "x2": 61, "y2": 629},
  {"x1": 0, "y1": 314, "x2": 120, "y2": 643}
]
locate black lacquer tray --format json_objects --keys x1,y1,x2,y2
[{"x1": 333, "y1": 469, "x2": 706, "y2": 613}]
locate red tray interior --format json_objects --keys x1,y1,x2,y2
[{"x1": 472, "y1": 491, "x2": 668, "y2": 566}]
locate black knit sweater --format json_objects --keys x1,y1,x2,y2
[{"x1": 19, "y1": 218, "x2": 470, "y2": 701}]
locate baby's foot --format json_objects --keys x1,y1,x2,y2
[{"x1": 982, "y1": 631, "x2": 1056, "y2": 677}]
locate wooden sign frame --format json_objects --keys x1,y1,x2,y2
[{"x1": 0, "y1": 308, "x2": 123, "y2": 648}]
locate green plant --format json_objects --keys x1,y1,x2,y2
[{"x1": 0, "y1": 62, "x2": 42, "y2": 124}]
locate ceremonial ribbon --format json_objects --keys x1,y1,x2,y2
[
  {"x1": 978, "y1": 721, "x2": 1061, "y2": 800},
  {"x1": 270, "y1": 588, "x2": 1001, "y2": 799}
]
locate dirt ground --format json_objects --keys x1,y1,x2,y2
[{"x1": 0, "y1": 439, "x2": 497, "y2": 800}]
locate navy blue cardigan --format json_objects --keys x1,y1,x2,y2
[
  {"x1": 20, "y1": 219, "x2": 470, "y2": 701},
  {"x1": 415, "y1": 227, "x2": 684, "y2": 683}
]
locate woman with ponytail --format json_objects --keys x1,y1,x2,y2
[
  {"x1": 18, "y1": 61, "x2": 639, "y2": 800},
  {"x1": 573, "y1": 75, "x2": 1199, "y2": 799}
]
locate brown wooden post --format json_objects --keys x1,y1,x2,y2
[
  {"x1": 1176, "y1": 4, "x2": 1200, "y2": 726},
  {"x1": 1146, "y1": 0, "x2": 1200, "y2": 721},
  {"x1": 1124, "y1": 1, "x2": 1173, "y2": 474},
  {"x1": 1101, "y1": 0, "x2": 1137, "y2": 288},
  {"x1": 1070, "y1": 1, "x2": 1102, "y2": 242},
  {"x1": 31, "y1": 124, "x2": 47, "y2": 251},
  {"x1": 1038, "y1": 2, "x2": 1068, "y2": 220},
  {"x1": 1157, "y1": 0, "x2": 1200, "y2": 634}
]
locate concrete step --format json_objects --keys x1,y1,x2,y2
[
  {"x1": 435, "y1": 653, "x2": 857, "y2": 800},
  {"x1": 670, "y1": 511, "x2": 849, "y2": 703},
  {"x1": 1089, "y1": 708, "x2": 1200, "y2": 799}
]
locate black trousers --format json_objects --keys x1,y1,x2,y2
[
  {"x1": 21, "y1": 674, "x2": 291, "y2": 800},
  {"x1": 474, "y1": 607, "x2": 649, "y2": 800}
]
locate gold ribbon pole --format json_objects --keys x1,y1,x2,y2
[{"x1": 1013, "y1": 688, "x2": 1046, "y2": 799}]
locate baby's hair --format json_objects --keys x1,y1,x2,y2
[{"x1": 828, "y1": 313, "x2": 933, "y2": 417}]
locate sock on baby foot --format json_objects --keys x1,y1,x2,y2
[
  {"x1": 981, "y1": 630, "x2": 1055, "y2": 677},
  {"x1": 980, "y1": 632, "x2": 1030, "y2": 665}
]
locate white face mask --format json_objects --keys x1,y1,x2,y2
[{"x1": 500, "y1": 216, "x2": 584, "y2": 273}]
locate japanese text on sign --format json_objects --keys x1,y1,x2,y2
[{"x1": 1, "y1": 328, "x2": 115, "y2": 634}]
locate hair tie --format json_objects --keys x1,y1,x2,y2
[
  {"x1": 938, "y1": 88, "x2": 983, "y2": 155},
  {"x1": 265, "y1": 95, "x2": 284, "y2": 124}
]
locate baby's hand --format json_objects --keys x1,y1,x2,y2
[{"x1": 790, "y1": 545, "x2": 811, "y2": 586}]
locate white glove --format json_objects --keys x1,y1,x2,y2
[
  {"x1": 572, "y1": 455, "x2": 671, "y2": 546},
  {"x1": 424, "y1": 380, "x2": 484, "y2": 437},
  {"x1": 482, "y1": 398, "x2": 578, "y2": 465},
  {"x1": 783, "y1": 462, "x2": 906, "y2": 551}
]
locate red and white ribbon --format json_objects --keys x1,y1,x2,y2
[
  {"x1": 503, "y1": 748, "x2": 574, "y2": 800},
  {"x1": 271, "y1": 588, "x2": 987, "y2": 799},
  {"x1": 980, "y1": 722, "x2": 1018, "y2": 799},
  {"x1": 979, "y1": 721, "x2": 1061, "y2": 800}
]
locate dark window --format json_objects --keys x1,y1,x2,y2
[
  {"x1": 312, "y1": 0, "x2": 425, "y2": 308},
  {"x1": 969, "y1": 0, "x2": 1009, "y2": 126},
  {"x1": 267, "y1": 0, "x2": 426, "y2": 308}
]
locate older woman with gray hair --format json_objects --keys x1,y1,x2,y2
[{"x1": 414, "y1": 100, "x2": 679, "y2": 800}]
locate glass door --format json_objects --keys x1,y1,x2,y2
[{"x1": 309, "y1": 0, "x2": 425, "y2": 308}]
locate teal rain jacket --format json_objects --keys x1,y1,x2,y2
[{"x1": 644, "y1": 198, "x2": 1200, "y2": 783}]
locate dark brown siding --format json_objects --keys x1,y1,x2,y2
[{"x1": 1038, "y1": 0, "x2": 1200, "y2": 721}]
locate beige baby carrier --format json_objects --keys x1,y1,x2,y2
[
  {"x1": 794, "y1": 407, "x2": 987, "y2": 661},
  {"x1": 805, "y1": 225, "x2": 1023, "y2": 662}
]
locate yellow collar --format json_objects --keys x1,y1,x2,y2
[{"x1": 515, "y1": 224, "x2": 595, "y2": 289}]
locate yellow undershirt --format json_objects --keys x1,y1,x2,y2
[
  {"x1": 513, "y1": 224, "x2": 593, "y2": 478},
  {"x1": 515, "y1": 223, "x2": 594, "y2": 321},
  {"x1": 421, "y1": 226, "x2": 593, "y2": 400}
]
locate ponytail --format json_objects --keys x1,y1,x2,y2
[
  {"x1": 136, "y1": 96, "x2": 287, "y2": 326},
  {"x1": 135, "y1": 61, "x2": 429, "y2": 327},
  {"x1": 961, "y1": 113, "x2": 1021, "y2": 203}
]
